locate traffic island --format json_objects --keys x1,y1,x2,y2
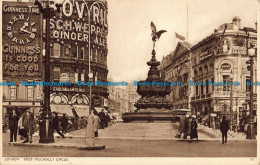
[{"x1": 9, "y1": 142, "x2": 105, "y2": 150}]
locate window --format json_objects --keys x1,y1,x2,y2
[
  {"x1": 206, "y1": 80, "x2": 209, "y2": 94},
  {"x1": 53, "y1": 67, "x2": 60, "y2": 82},
  {"x1": 64, "y1": 45, "x2": 70, "y2": 58},
  {"x1": 211, "y1": 78, "x2": 214, "y2": 91},
  {"x1": 81, "y1": 70, "x2": 85, "y2": 82},
  {"x1": 183, "y1": 73, "x2": 188, "y2": 83},
  {"x1": 199, "y1": 67, "x2": 203, "y2": 75},
  {"x1": 194, "y1": 70, "x2": 198, "y2": 76},
  {"x1": 79, "y1": 47, "x2": 84, "y2": 59},
  {"x1": 194, "y1": 57, "x2": 197, "y2": 65},
  {"x1": 74, "y1": 69, "x2": 78, "y2": 84},
  {"x1": 10, "y1": 86, "x2": 17, "y2": 100},
  {"x1": 201, "y1": 81, "x2": 204, "y2": 95},
  {"x1": 204, "y1": 65, "x2": 208, "y2": 73},
  {"x1": 73, "y1": 46, "x2": 78, "y2": 59},
  {"x1": 210, "y1": 62, "x2": 214, "y2": 71},
  {"x1": 246, "y1": 76, "x2": 250, "y2": 92},
  {"x1": 196, "y1": 86, "x2": 198, "y2": 95},
  {"x1": 53, "y1": 43, "x2": 60, "y2": 58},
  {"x1": 223, "y1": 75, "x2": 230, "y2": 91},
  {"x1": 27, "y1": 86, "x2": 34, "y2": 100}
]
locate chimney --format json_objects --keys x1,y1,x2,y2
[
  {"x1": 255, "y1": 22, "x2": 257, "y2": 32},
  {"x1": 232, "y1": 16, "x2": 241, "y2": 29}
]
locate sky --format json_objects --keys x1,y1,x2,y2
[
  {"x1": 107, "y1": 0, "x2": 258, "y2": 82},
  {"x1": 3, "y1": 0, "x2": 258, "y2": 82}
]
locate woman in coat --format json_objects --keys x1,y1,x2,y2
[
  {"x1": 190, "y1": 117, "x2": 198, "y2": 142},
  {"x1": 93, "y1": 113, "x2": 100, "y2": 137}
]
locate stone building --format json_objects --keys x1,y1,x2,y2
[
  {"x1": 2, "y1": 0, "x2": 109, "y2": 117},
  {"x1": 161, "y1": 17, "x2": 257, "y2": 129}
]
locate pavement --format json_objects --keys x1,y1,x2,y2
[
  {"x1": 2, "y1": 133, "x2": 257, "y2": 157},
  {"x1": 3, "y1": 123, "x2": 256, "y2": 154}
]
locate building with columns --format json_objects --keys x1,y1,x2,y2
[{"x1": 161, "y1": 16, "x2": 257, "y2": 129}]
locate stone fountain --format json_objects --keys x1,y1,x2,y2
[{"x1": 122, "y1": 22, "x2": 174, "y2": 122}]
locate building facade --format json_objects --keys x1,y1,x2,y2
[
  {"x1": 2, "y1": 0, "x2": 109, "y2": 117},
  {"x1": 161, "y1": 17, "x2": 257, "y2": 129},
  {"x1": 126, "y1": 82, "x2": 141, "y2": 112}
]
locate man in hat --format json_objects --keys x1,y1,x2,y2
[
  {"x1": 220, "y1": 116, "x2": 229, "y2": 144},
  {"x1": 21, "y1": 107, "x2": 34, "y2": 143},
  {"x1": 9, "y1": 107, "x2": 19, "y2": 142}
]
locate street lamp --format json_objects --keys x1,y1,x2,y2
[
  {"x1": 34, "y1": 0, "x2": 64, "y2": 143},
  {"x1": 246, "y1": 47, "x2": 256, "y2": 139},
  {"x1": 85, "y1": 71, "x2": 94, "y2": 146},
  {"x1": 229, "y1": 74, "x2": 233, "y2": 131}
]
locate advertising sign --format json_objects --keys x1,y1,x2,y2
[
  {"x1": 49, "y1": 0, "x2": 108, "y2": 57},
  {"x1": 2, "y1": 2, "x2": 42, "y2": 80}
]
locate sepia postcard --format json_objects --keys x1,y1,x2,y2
[{"x1": 0, "y1": 0, "x2": 259, "y2": 164}]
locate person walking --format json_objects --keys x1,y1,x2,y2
[
  {"x1": 52, "y1": 112, "x2": 65, "y2": 138},
  {"x1": 220, "y1": 116, "x2": 229, "y2": 144},
  {"x1": 21, "y1": 108, "x2": 34, "y2": 143},
  {"x1": 104, "y1": 112, "x2": 111, "y2": 128},
  {"x1": 93, "y1": 113, "x2": 101, "y2": 137},
  {"x1": 61, "y1": 114, "x2": 68, "y2": 134},
  {"x1": 9, "y1": 108, "x2": 19, "y2": 142},
  {"x1": 190, "y1": 117, "x2": 198, "y2": 142},
  {"x1": 186, "y1": 115, "x2": 192, "y2": 140},
  {"x1": 98, "y1": 109, "x2": 106, "y2": 129}
]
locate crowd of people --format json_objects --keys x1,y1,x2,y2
[
  {"x1": 178, "y1": 115, "x2": 231, "y2": 144},
  {"x1": 179, "y1": 115, "x2": 198, "y2": 142},
  {"x1": 7, "y1": 106, "x2": 112, "y2": 143}
]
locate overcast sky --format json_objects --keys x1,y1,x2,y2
[{"x1": 107, "y1": 0, "x2": 258, "y2": 82}]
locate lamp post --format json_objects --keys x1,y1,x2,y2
[
  {"x1": 229, "y1": 76, "x2": 233, "y2": 131},
  {"x1": 34, "y1": 0, "x2": 64, "y2": 143},
  {"x1": 246, "y1": 47, "x2": 256, "y2": 139},
  {"x1": 85, "y1": 71, "x2": 94, "y2": 146}
]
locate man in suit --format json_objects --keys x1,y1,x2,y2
[
  {"x1": 220, "y1": 116, "x2": 229, "y2": 144},
  {"x1": 52, "y1": 112, "x2": 65, "y2": 138},
  {"x1": 98, "y1": 109, "x2": 106, "y2": 129},
  {"x1": 9, "y1": 107, "x2": 19, "y2": 142},
  {"x1": 22, "y1": 107, "x2": 34, "y2": 143}
]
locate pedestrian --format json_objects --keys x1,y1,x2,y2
[
  {"x1": 220, "y1": 116, "x2": 229, "y2": 144},
  {"x1": 104, "y1": 112, "x2": 111, "y2": 128},
  {"x1": 18, "y1": 115, "x2": 26, "y2": 141},
  {"x1": 98, "y1": 109, "x2": 106, "y2": 129},
  {"x1": 71, "y1": 105, "x2": 79, "y2": 130},
  {"x1": 52, "y1": 112, "x2": 65, "y2": 138},
  {"x1": 21, "y1": 107, "x2": 34, "y2": 143},
  {"x1": 61, "y1": 114, "x2": 68, "y2": 134},
  {"x1": 179, "y1": 116, "x2": 186, "y2": 138},
  {"x1": 190, "y1": 117, "x2": 198, "y2": 142},
  {"x1": 9, "y1": 107, "x2": 19, "y2": 142},
  {"x1": 93, "y1": 112, "x2": 100, "y2": 137},
  {"x1": 186, "y1": 115, "x2": 192, "y2": 140}
]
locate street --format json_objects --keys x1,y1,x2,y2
[{"x1": 2, "y1": 133, "x2": 256, "y2": 157}]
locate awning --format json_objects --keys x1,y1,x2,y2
[
  {"x1": 73, "y1": 105, "x2": 89, "y2": 117},
  {"x1": 50, "y1": 104, "x2": 74, "y2": 117},
  {"x1": 94, "y1": 107, "x2": 108, "y2": 113}
]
